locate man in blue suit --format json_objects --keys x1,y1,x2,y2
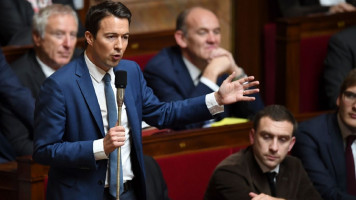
[
  {"x1": 143, "y1": 7, "x2": 264, "y2": 130},
  {"x1": 33, "y1": 1, "x2": 260, "y2": 200},
  {"x1": 0, "y1": 48, "x2": 35, "y2": 163},
  {"x1": 292, "y1": 69, "x2": 356, "y2": 200}
]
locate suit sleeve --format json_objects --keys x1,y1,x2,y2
[
  {"x1": 323, "y1": 35, "x2": 354, "y2": 109},
  {"x1": 0, "y1": 105, "x2": 33, "y2": 156},
  {"x1": 33, "y1": 77, "x2": 96, "y2": 169},
  {"x1": 130, "y1": 63, "x2": 212, "y2": 129},
  {"x1": 204, "y1": 165, "x2": 252, "y2": 200}
]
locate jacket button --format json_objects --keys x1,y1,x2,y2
[{"x1": 98, "y1": 180, "x2": 104, "y2": 185}]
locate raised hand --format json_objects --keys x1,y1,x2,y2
[{"x1": 214, "y1": 72, "x2": 259, "y2": 105}]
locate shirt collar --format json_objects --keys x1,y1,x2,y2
[
  {"x1": 182, "y1": 56, "x2": 201, "y2": 86},
  {"x1": 36, "y1": 56, "x2": 56, "y2": 78},
  {"x1": 84, "y1": 51, "x2": 114, "y2": 83},
  {"x1": 254, "y1": 154, "x2": 280, "y2": 174}
]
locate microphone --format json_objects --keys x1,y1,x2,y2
[
  {"x1": 115, "y1": 70, "x2": 127, "y2": 126},
  {"x1": 114, "y1": 70, "x2": 127, "y2": 200}
]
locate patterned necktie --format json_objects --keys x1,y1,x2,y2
[
  {"x1": 346, "y1": 135, "x2": 356, "y2": 195},
  {"x1": 266, "y1": 172, "x2": 277, "y2": 197},
  {"x1": 103, "y1": 73, "x2": 123, "y2": 197}
]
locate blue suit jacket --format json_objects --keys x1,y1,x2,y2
[
  {"x1": 292, "y1": 113, "x2": 356, "y2": 200},
  {"x1": 144, "y1": 46, "x2": 264, "y2": 130},
  {"x1": 0, "y1": 48, "x2": 34, "y2": 162},
  {"x1": 33, "y1": 55, "x2": 212, "y2": 200}
]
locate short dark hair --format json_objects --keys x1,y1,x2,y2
[
  {"x1": 252, "y1": 105, "x2": 297, "y2": 136},
  {"x1": 339, "y1": 68, "x2": 356, "y2": 96},
  {"x1": 85, "y1": 1, "x2": 131, "y2": 39},
  {"x1": 176, "y1": 8, "x2": 192, "y2": 35}
]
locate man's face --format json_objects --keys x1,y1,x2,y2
[
  {"x1": 182, "y1": 8, "x2": 221, "y2": 62},
  {"x1": 250, "y1": 117, "x2": 295, "y2": 171},
  {"x1": 85, "y1": 15, "x2": 129, "y2": 71},
  {"x1": 337, "y1": 85, "x2": 356, "y2": 129},
  {"x1": 34, "y1": 14, "x2": 78, "y2": 70}
]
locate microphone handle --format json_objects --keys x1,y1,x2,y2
[
  {"x1": 116, "y1": 88, "x2": 125, "y2": 200},
  {"x1": 117, "y1": 88, "x2": 125, "y2": 126}
]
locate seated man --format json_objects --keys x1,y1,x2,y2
[
  {"x1": 292, "y1": 69, "x2": 356, "y2": 199},
  {"x1": 144, "y1": 7, "x2": 264, "y2": 130},
  {"x1": 204, "y1": 105, "x2": 321, "y2": 200},
  {"x1": 0, "y1": 48, "x2": 34, "y2": 163},
  {"x1": 322, "y1": 25, "x2": 356, "y2": 109},
  {"x1": 0, "y1": 4, "x2": 78, "y2": 156}
]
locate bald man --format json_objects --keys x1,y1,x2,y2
[{"x1": 144, "y1": 7, "x2": 264, "y2": 130}]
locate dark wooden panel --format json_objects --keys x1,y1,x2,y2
[{"x1": 143, "y1": 122, "x2": 252, "y2": 157}]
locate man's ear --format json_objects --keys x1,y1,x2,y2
[
  {"x1": 288, "y1": 136, "x2": 296, "y2": 152},
  {"x1": 85, "y1": 31, "x2": 94, "y2": 46},
  {"x1": 249, "y1": 129, "x2": 255, "y2": 145},
  {"x1": 32, "y1": 31, "x2": 42, "y2": 47},
  {"x1": 174, "y1": 30, "x2": 187, "y2": 48},
  {"x1": 336, "y1": 94, "x2": 341, "y2": 107}
]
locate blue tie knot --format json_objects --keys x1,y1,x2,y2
[{"x1": 103, "y1": 73, "x2": 111, "y2": 83}]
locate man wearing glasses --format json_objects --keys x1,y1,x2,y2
[{"x1": 292, "y1": 68, "x2": 356, "y2": 200}]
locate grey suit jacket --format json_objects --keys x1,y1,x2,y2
[{"x1": 204, "y1": 147, "x2": 322, "y2": 200}]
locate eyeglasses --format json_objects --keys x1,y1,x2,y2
[{"x1": 343, "y1": 91, "x2": 356, "y2": 105}]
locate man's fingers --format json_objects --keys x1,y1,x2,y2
[
  {"x1": 238, "y1": 76, "x2": 255, "y2": 84},
  {"x1": 243, "y1": 88, "x2": 259, "y2": 96},
  {"x1": 242, "y1": 80, "x2": 259, "y2": 89},
  {"x1": 225, "y1": 71, "x2": 236, "y2": 82}
]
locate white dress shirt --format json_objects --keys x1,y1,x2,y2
[
  {"x1": 84, "y1": 53, "x2": 134, "y2": 186},
  {"x1": 36, "y1": 56, "x2": 56, "y2": 78}
]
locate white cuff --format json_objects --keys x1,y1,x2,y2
[
  {"x1": 200, "y1": 77, "x2": 219, "y2": 92},
  {"x1": 93, "y1": 138, "x2": 108, "y2": 160},
  {"x1": 206, "y1": 92, "x2": 224, "y2": 115}
]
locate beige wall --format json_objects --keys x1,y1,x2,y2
[{"x1": 89, "y1": 0, "x2": 233, "y2": 51}]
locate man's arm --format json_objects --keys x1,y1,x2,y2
[
  {"x1": 204, "y1": 164, "x2": 254, "y2": 200},
  {"x1": 0, "y1": 49, "x2": 35, "y2": 129},
  {"x1": 0, "y1": 105, "x2": 33, "y2": 156},
  {"x1": 33, "y1": 76, "x2": 96, "y2": 168}
]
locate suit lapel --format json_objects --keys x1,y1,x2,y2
[
  {"x1": 171, "y1": 49, "x2": 196, "y2": 98},
  {"x1": 275, "y1": 161, "x2": 290, "y2": 197},
  {"x1": 28, "y1": 50, "x2": 46, "y2": 95},
  {"x1": 247, "y1": 149, "x2": 271, "y2": 195},
  {"x1": 75, "y1": 57, "x2": 105, "y2": 136}
]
